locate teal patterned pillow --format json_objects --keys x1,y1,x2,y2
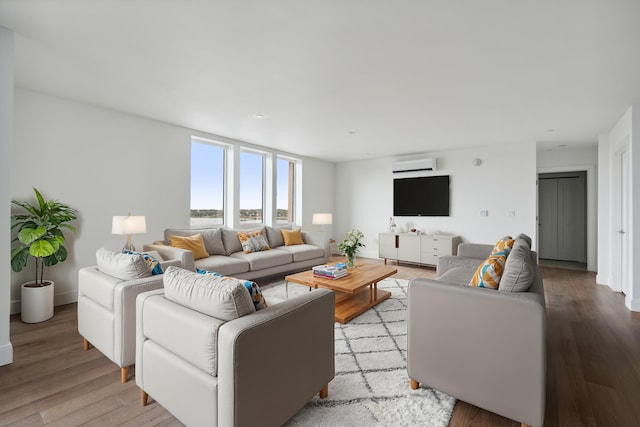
[
  {"x1": 196, "y1": 269, "x2": 268, "y2": 310},
  {"x1": 124, "y1": 250, "x2": 163, "y2": 275}
]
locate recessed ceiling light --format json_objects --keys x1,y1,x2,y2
[
  {"x1": 253, "y1": 113, "x2": 266, "y2": 119},
  {"x1": 546, "y1": 128, "x2": 555, "y2": 132},
  {"x1": 348, "y1": 130, "x2": 356, "y2": 135}
]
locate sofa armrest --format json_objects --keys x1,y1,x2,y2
[
  {"x1": 301, "y1": 230, "x2": 328, "y2": 261},
  {"x1": 217, "y1": 289, "x2": 335, "y2": 427},
  {"x1": 78, "y1": 267, "x2": 164, "y2": 368},
  {"x1": 143, "y1": 244, "x2": 196, "y2": 272},
  {"x1": 456, "y1": 243, "x2": 493, "y2": 259},
  {"x1": 407, "y1": 278, "x2": 545, "y2": 427}
]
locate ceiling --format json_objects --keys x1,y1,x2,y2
[{"x1": 1, "y1": 0, "x2": 639, "y2": 163}]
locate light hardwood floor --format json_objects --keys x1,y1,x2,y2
[{"x1": 2, "y1": 258, "x2": 640, "y2": 426}]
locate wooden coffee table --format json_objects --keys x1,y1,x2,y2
[{"x1": 285, "y1": 263, "x2": 398, "y2": 323}]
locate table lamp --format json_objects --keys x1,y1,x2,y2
[
  {"x1": 112, "y1": 214, "x2": 147, "y2": 252},
  {"x1": 312, "y1": 213, "x2": 333, "y2": 226}
]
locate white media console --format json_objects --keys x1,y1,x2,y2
[{"x1": 379, "y1": 232, "x2": 462, "y2": 267}]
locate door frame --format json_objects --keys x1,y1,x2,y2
[
  {"x1": 537, "y1": 164, "x2": 596, "y2": 271},
  {"x1": 612, "y1": 141, "x2": 630, "y2": 294}
]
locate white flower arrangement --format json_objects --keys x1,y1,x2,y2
[{"x1": 337, "y1": 229, "x2": 365, "y2": 257}]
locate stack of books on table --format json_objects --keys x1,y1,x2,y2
[{"x1": 312, "y1": 265, "x2": 348, "y2": 280}]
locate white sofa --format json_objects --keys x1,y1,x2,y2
[
  {"x1": 136, "y1": 266, "x2": 336, "y2": 426},
  {"x1": 77, "y1": 247, "x2": 185, "y2": 383},
  {"x1": 144, "y1": 226, "x2": 327, "y2": 280}
]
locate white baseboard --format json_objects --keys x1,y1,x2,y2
[
  {"x1": 595, "y1": 273, "x2": 608, "y2": 287},
  {"x1": 10, "y1": 290, "x2": 78, "y2": 315},
  {"x1": 625, "y1": 296, "x2": 640, "y2": 312},
  {"x1": 0, "y1": 342, "x2": 13, "y2": 366}
]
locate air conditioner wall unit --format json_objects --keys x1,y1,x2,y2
[{"x1": 392, "y1": 158, "x2": 437, "y2": 173}]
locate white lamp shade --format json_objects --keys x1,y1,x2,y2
[
  {"x1": 312, "y1": 213, "x2": 333, "y2": 225},
  {"x1": 112, "y1": 215, "x2": 147, "y2": 235}
]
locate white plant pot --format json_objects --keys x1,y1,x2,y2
[{"x1": 21, "y1": 280, "x2": 54, "y2": 323}]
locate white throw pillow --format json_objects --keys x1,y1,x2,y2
[
  {"x1": 96, "y1": 248, "x2": 152, "y2": 280},
  {"x1": 163, "y1": 266, "x2": 255, "y2": 320}
]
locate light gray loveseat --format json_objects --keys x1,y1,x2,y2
[
  {"x1": 136, "y1": 266, "x2": 335, "y2": 426},
  {"x1": 407, "y1": 234, "x2": 546, "y2": 427},
  {"x1": 144, "y1": 226, "x2": 327, "y2": 280}
]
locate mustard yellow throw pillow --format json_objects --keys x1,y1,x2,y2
[
  {"x1": 169, "y1": 233, "x2": 210, "y2": 260},
  {"x1": 282, "y1": 228, "x2": 304, "y2": 246},
  {"x1": 491, "y1": 235, "x2": 515, "y2": 255},
  {"x1": 469, "y1": 251, "x2": 509, "y2": 289},
  {"x1": 237, "y1": 230, "x2": 270, "y2": 254}
]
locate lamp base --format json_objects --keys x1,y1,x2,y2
[{"x1": 122, "y1": 235, "x2": 136, "y2": 252}]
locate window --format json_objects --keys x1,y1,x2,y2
[
  {"x1": 190, "y1": 139, "x2": 225, "y2": 227},
  {"x1": 240, "y1": 150, "x2": 264, "y2": 224},
  {"x1": 277, "y1": 158, "x2": 296, "y2": 224}
]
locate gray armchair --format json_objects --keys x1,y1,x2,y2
[
  {"x1": 136, "y1": 268, "x2": 335, "y2": 426},
  {"x1": 77, "y1": 249, "x2": 184, "y2": 383}
]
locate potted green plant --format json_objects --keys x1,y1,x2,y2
[{"x1": 10, "y1": 188, "x2": 78, "y2": 323}]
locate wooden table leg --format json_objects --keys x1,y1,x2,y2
[{"x1": 374, "y1": 282, "x2": 378, "y2": 300}]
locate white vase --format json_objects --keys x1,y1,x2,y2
[{"x1": 21, "y1": 280, "x2": 54, "y2": 323}]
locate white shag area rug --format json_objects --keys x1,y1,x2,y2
[{"x1": 260, "y1": 277, "x2": 456, "y2": 427}]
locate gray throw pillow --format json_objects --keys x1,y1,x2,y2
[
  {"x1": 266, "y1": 225, "x2": 292, "y2": 248},
  {"x1": 515, "y1": 233, "x2": 532, "y2": 249},
  {"x1": 500, "y1": 240, "x2": 535, "y2": 292}
]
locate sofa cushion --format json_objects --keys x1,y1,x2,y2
[
  {"x1": 230, "y1": 248, "x2": 293, "y2": 271},
  {"x1": 437, "y1": 255, "x2": 489, "y2": 278},
  {"x1": 500, "y1": 239, "x2": 536, "y2": 292},
  {"x1": 165, "y1": 227, "x2": 226, "y2": 256},
  {"x1": 194, "y1": 255, "x2": 250, "y2": 277},
  {"x1": 170, "y1": 234, "x2": 210, "y2": 260},
  {"x1": 469, "y1": 249, "x2": 509, "y2": 289},
  {"x1": 96, "y1": 248, "x2": 151, "y2": 280},
  {"x1": 515, "y1": 233, "x2": 532, "y2": 249},
  {"x1": 265, "y1": 225, "x2": 292, "y2": 248},
  {"x1": 276, "y1": 244, "x2": 325, "y2": 262},
  {"x1": 282, "y1": 228, "x2": 305, "y2": 246},
  {"x1": 435, "y1": 267, "x2": 473, "y2": 286},
  {"x1": 197, "y1": 269, "x2": 268, "y2": 310},
  {"x1": 221, "y1": 227, "x2": 264, "y2": 256},
  {"x1": 124, "y1": 250, "x2": 164, "y2": 275},
  {"x1": 163, "y1": 266, "x2": 255, "y2": 320},
  {"x1": 238, "y1": 230, "x2": 270, "y2": 254}
]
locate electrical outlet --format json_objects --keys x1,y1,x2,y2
[
  {"x1": 507, "y1": 210, "x2": 516, "y2": 217},
  {"x1": 479, "y1": 209, "x2": 488, "y2": 217}
]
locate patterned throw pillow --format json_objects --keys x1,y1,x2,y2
[
  {"x1": 237, "y1": 230, "x2": 270, "y2": 254},
  {"x1": 281, "y1": 228, "x2": 304, "y2": 246},
  {"x1": 469, "y1": 248, "x2": 510, "y2": 289},
  {"x1": 196, "y1": 269, "x2": 268, "y2": 310},
  {"x1": 169, "y1": 233, "x2": 210, "y2": 260},
  {"x1": 123, "y1": 250, "x2": 164, "y2": 275},
  {"x1": 491, "y1": 236, "x2": 515, "y2": 255}
]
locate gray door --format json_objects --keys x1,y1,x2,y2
[{"x1": 538, "y1": 172, "x2": 586, "y2": 262}]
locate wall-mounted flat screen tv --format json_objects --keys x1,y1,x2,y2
[{"x1": 393, "y1": 175, "x2": 450, "y2": 216}]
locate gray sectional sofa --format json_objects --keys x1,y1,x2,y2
[
  {"x1": 407, "y1": 234, "x2": 546, "y2": 427},
  {"x1": 144, "y1": 226, "x2": 327, "y2": 280}
]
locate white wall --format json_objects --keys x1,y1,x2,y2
[
  {"x1": 598, "y1": 105, "x2": 640, "y2": 311},
  {"x1": 0, "y1": 26, "x2": 14, "y2": 366},
  {"x1": 334, "y1": 143, "x2": 538, "y2": 259},
  {"x1": 537, "y1": 145, "x2": 598, "y2": 271},
  {"x1": 11, "y1": 89, "x2": 335, "y2": 313}
]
